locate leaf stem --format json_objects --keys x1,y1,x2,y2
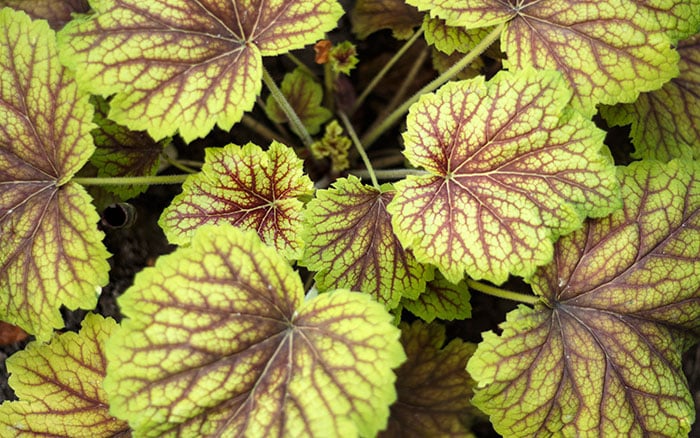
[
  {"x1": 338, "y1": 110, "x2": 379, "y2": 190},
  {"x1": 161, "y1": 153, "x2": 198, "y2": 174},
  {"x1": 351, "y1": 168, "x2": 428, "y2": 181},
  {"x1": 284, "y1": 52, "x2": 317, "y2": 77},
  {"x1": 262, "y1": 66, "x2": 314, "y2": 149},
  {"x1": 466, "y1": 278, "x2": 540, "y2": 305},
  {"x1": 351, "y1": 27, "x2": 425, "y2": 114},
  {"x1": 360, "y1": 23, "x2": 504, "y2": 149},
  {"x1": 73, "y1": 174, "x2": 190, "y2": 186}
]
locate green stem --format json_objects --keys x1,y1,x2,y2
[
  {"x1": 73, "y1": 174, "x2": 190, "y2": 186},
  {"x1": 262, "y1": 66, "x2": 314, "y2": 149},
  {"x1": 324, "y1": 61, "x2": 335, "y2": 110},
  {"x1": 285, "y1": 52, "x2": 317, "y2": 77},
  {"x1": 161, "y1": 153, "x2": 198, "y2": 174},
  {"x1": 360, "y1": 23, "x2": 504, "y2": 149},
  {"x1": 351, "y1": 168, "x2": 428, "y2": 181},
  {"x1": 351, "y1": 27, "x2": 425, "y2": 114},
  {"x1": 466, "y1": 278, "x2": 540, "y2": 305},
  {"x1": 338, "y1": 110, "x2": 379, "y2": 190}
]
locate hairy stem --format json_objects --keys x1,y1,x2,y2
[
  {"x1": 339, "y1": 110, "x2": 379, "y2": 190},
  {"x1": 241, "y1": 114, "x2": 287, "y2": 144},
  {"x1": 351, "y1": 168, "x2": 428, "y2": 181},
  {"x1": 466, "y1": 278, "x2": 540, "y2": 305},
  {"x1": 262, "y1": 66, "x2": 314, "y2": 148},
  {"x1": 351, "y1": 27, "x2": 425, "y2": 114},
  {"x1": 360, "y1": 23, "x2": 504, "y2": 148},
  {"x1": 72, "y1": 174, "x2": 190, "y2": 186}
]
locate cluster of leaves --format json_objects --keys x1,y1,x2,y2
[{"x1": 0, "y1": 0, "x2": 699, "y2": 436}]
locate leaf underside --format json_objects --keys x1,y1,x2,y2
[
  {"x1": 0, "y1": 9, "x2": 109, "y2": 341},
  {"x1": 467, "y1": 160, "x2": 700, "y2": 437},
  {"x1": 351, "y1": 0, "x2": 423, "y2": 39},
  {"x1": 104, "y1": 225, "x2": 406, "y2": 437}
]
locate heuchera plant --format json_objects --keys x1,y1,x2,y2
[{"x1": 0, "y1": 0, "x2": 698, "y2": 436}]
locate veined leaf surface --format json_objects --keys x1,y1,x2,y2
[
  {"x1": 601, "y1": 34, "x2": 700, "y2": 161},
  {"x1": 160, "y1": 141, "x2": 312, "y2": 260},
  {"x1": 407, "y1": 0, "x2": 679, "y2": 116},
  {"x1": 467, "y1": 160, "x2": 700, "y2": 437},
  {"x1": 388, "y1": 69, "x2": 620, "y2": 284},
  {"x1": 301, "y1": 176, "x2": 431, "y2": 309},
  {"x1": 0, "y1": 314, "x2": 129, "y2": 437},
  {"x1": 104, "y1": 225, "x2": 406, "y2": 437},
  {"x1": 57, "y1": 0, "x2": 344, "y2": 142},
  {"x1": 0, "y1": 9, "x2": 109, "y2": 340},
  {"x1": 382, "y1": 321, "x2": 477, "y2": 437},
  {"x1": 90, "y1": 96, "x2": 167, "y2": 200},
  {"x1": 402, "y1": 272, "x2": 471, "y2": 323}
]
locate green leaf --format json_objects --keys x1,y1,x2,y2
[
  {"x1": 388, "y1": 69, "x2": 620, "y2": 284},
  {"x1": 422, "y1": 15, "x2": 495, "y2": 56},
  {"x1": 350, "y1": 0, "x2": 423, "y2": 40},
  {"x1": 104, "y1": 224, "x2": 406, "y2": 437},
  {"x1": 633, "y1": 0, "x2": 700, "y2": 42},
  {"x1": 90, "y1": 96, "x2": 168, "y2": 200},
  {"x1": 160, "y1": 141, "x2": 312, "y2": 260},
  {"x1": 329, "y1": 41, "x2": 359, "y2": 75},
  {"x1": 431, "y1": 49, "x2": 484, "y2": 81},
  {"x1": 0, "y1": 0, "x2": 89, "y2": 29},
  {"x1": 601, "y1": 34, "x2": 700, "y2": 161},
  {"x1": 265, "y1": 68, "x2": 332, "y2": 136},
  {"x1": 57, "y1": 0, "x2": 344, "y2": 142},
  {"x1": 310, "y1": 120, "x2": 352, "y2": 171},
  {"x1": 408, "y1": 0, "x2": 680, "y2": 116},
  {"x1": 0, "y1": 314, "x2": 129, "y2": 437},
  {"x1": 402, "y1": 272, "x2": 471, "y2": 323},
  {"x1": 301, "y1": 176, "x2": 432, "y2": 309},
  {"x1": 0, "y1": 8, "x2": 110, "y2": 341},
  {"x1": 382, "y1": 321, "x2": 478, "y2": 437},
  {"x1": 467, "y1": 160, "x2": 700, "y2": 437}
]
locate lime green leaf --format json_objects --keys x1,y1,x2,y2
[
  {"x1": 601, "y1": 34, "x2": 700, "y2": 161},
  {"x1": 423, "y1": 15, "x2": 495, "y2": 56},
  {"x1": 104, "y1": 224, "x2": 406, "y2": 437},
  {"x1": 633, "y1": 0, "x2": 700, "y2": 42},
  {"x1": 265, "y1": 68, "x2": 332, "y2": 136},
  {"x1": 0, "y1": 9, "x2": 110, "y2": 341},
  {"x1": 467, "y1": 160, "x2": 700, "y2": 437},
  {"x1": 351, "y1": 0, "x2": 423, "y2": 40},
  {"x1": 408, "y1": 0, "x2": 679, "y2": 116},
  {"x1": 382, "y1": 321, "x2": 477, "y2": 437},
  {"x1": 90, "y1": 96, "x2": 167, "y2": 200},
  {"x1": 329, "y1": 41, "x2": 359, "y2": 75},
  {"x1": 0, "y1": 0, "x2": 89, "y2": 29},
  {"x1": 0, "y1": 314, "x2": 129, "y2": 437},
  {"x1": 57, "y1": 0, "x2": 344, "y2": 142},
  {"x1": 403, "y1": 272, "x2": 471, "y2": 322},
  {"x1": 160, "y1": 141, "x2": 312, "y2": 259},
  {"x1": 301, "y1": 176, "x2": 431, "y2": 309},
  {"x1": 388, "y1": 69, "x2": 620, "y2": 284},
  {"x1": 310, "y1": 120, "x2": 352, "y2": 172}
]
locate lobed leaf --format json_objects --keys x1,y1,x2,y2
[
  {"x1": 90, "y1": 96, "x2": 167, "y2": 200},
  {"x1": 382, "y1": 321, "x2": 477, "y2": 437},
  {"x1": 104, "y1": 224, "x2": 406, "y2": 437},
  {"x1": 402, "y1": 272, "x2": 471, "y2": 323},
  {"x1": 467, "y1": 160, "x2": 700, "y2": 436},
  {"x1": 601, "y1": 34, "x2": 700, "y2": 161},
  {"x1": 422, "y1": 15, "x2": 495, "y2": 56},
  {"x1": 0, "y1": 314, "x2": 129, "y2": 437},
  {"x1": 0, "y1": 8, "x2": 109, "y2": 340},
  {"x1": 301, "y1": 176, "x2": 431, "y2": 309},
  {"x1": 408, "y1": 0, "x2": 680, "y2": 116},
  {"x1": 160, "y1": 141, "x2": 312, "y2": 260},
  {"x1": 57, "y1": 0, "x2": 344, "y2": 142},
  {"x1": 265, "y1": 68, "x2": 332, "y2": 136},
  {"x1": 632, "y1": 0, "x2": 700, "y2": 42},
  {"x1": 388, "y1": 69, "x2": 620, "y2": 284}
]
